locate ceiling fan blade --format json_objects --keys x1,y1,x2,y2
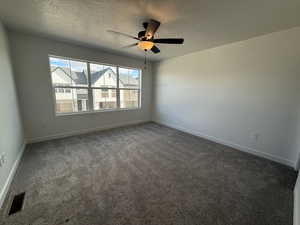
[
  {"x1": 151, "y1": 45, "x2": 160, "y2": 54},
  {"x1": 122, "y1": 43, "x2": 138, "y2": 48},
  {"x1": 153, "y1": 38, "x2": 184, "y2": 44},
  {"x1": 143, "y1": 22, "x2": 148, "y2": 30},
  {"x1": 107, "y1": 30, "x2": 139, "y2": 40},
  {"x1": 145, "y1": 19, "x2": 160, "y2": 39}
]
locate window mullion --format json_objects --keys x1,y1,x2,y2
[
  {"x1": 138, "y1": 89, "x2": 141, "y2": 108},
  {"x1": 116, "y1": 66, "x2": 120, "y2": 108},
  {"x1": 87, "y1": 62, "x2": 93, "y2": 111}
]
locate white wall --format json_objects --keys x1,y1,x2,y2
[
  {"x1": 8, "y1": 30, "x2": 152, "y2": 143},
  {"x1": 0, "y1": 22, "x2": 25, "y2": 207},
  {"x1": 153, "y1": 27, "x2": 300, "y2": 167}
]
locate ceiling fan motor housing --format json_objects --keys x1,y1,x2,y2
[{"x1": 138, "y1": 30, "x2": 152, "y2": 41}]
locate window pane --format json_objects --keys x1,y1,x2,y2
[
  {"x1": 120, "y1": 89, "x2": 139, "y2": 108},
  {"x1": 69, "y1": 60, "x2": 88, "y2": 86},
  {"x1": 119, "y1": 67, "x2": 140, "y2": 89},
  {"x1": 90, "y1": 64, "x2": 117, "y2": 88},
  {"x1": 54, "y1": 88, "x2": 88, "y2": 113},
  {"x1": 49, "y1": 57, "x2": 88, "y2": 87},
  {"x1": 93, "y1": 89, "x2": 117, "y2": 110}
]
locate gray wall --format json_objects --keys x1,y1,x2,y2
[
  {"x1": 152, "y1": 27, "x2": 300, "y2": 167},
  {"x1": 295, "y1": 173, "x2": 300, "y2": 225},
  {"x1": 293, "y1": 99, "x2": 300, "y2": 170},
  {"x1": 294, "y1": 118, "x2": 300, "y2": 225},
  {"x1": 0, "y1": 22, "x2": 24, "y2": 206},
  {"x1": 8, "y1": 30, "x2": 152, "y2": 142},
  {"x1": 294, "y1": 90, "x2": 300, "y2": 225}
]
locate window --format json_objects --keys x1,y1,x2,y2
[
  {"x1": 111, "y1": 89, "x2": 116, "y2": 98},
  {"x1": 101, "y1": 89, "x2": 109, "y2": 98},
  {"x1": 55, "y1": 88, "x2": 71, "y2": 93},
  {"x1": 49, "y1": 56, "x2": 141, "y2": 115}
]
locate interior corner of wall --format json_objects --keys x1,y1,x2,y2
[{"x1": 296, "y1": 152, "x2": 300, "y2": 171}]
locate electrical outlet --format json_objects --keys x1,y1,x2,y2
[
  {"x1": 2, "y1": 153, "x2": 6, "y2": 163},
  {"x1": 0, "y1": 153, "x2": 6, "y2": 167},
  {"x1": 251, "y1": 133, "x2": 260, "y2": 143}
]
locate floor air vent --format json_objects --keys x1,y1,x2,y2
[{"x1": 8, "y1": 192, "x2": 25, "y2": 215}]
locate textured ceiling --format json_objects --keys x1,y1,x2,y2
[{"x1": 1, "y1": 0, "x2": 300, "y2": 61}]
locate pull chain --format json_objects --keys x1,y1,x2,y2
[{"x1": 144, "y1": 50, "x2": 147, "y2": 70}]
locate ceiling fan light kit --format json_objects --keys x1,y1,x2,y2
[{"x1": 138, "y1": 41, "x2": 154, "y2": 51}]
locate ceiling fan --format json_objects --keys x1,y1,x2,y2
[{"x1": 108, "y1": 19, "x2": 184, "y2": 54}]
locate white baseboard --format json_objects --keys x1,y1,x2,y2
[
  {"x1": 0, "y1": 141, "x2": 26, "y2": 209},
  {"x1": 27, "y1": 120, "x2": 149, "y2": 143},
  {"x1": 154, "y1": 119, "x2": 294, "y2": 168}
]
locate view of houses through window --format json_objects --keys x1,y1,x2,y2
[{"x1": 49, "y1": 56, "x2": 141, "y2": 114}]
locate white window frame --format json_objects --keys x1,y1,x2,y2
[{"x1": 48, "y1": 55, "x2": 142, "y2": 116}]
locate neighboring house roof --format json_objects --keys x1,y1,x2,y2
[
  {"x1": 90, "y1": 67, "x2": 112, "y2": 84},
  {"x1": 51, "y1": 66, "x2": 139, "y2": 87},
  {"x1": 51, "y1": 66, "x2": 87, "y2": 85},
  {"x1": 119, "y1": 71, "x2": 139, "y2": 87}
]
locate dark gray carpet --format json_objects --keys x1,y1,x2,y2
[{"x1": 0, "y1": 122, "x2": 297, "y2": 225}]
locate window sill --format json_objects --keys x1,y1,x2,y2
[{"x1": 55, "y1": 107, "x2": 142, "y2": 117}]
